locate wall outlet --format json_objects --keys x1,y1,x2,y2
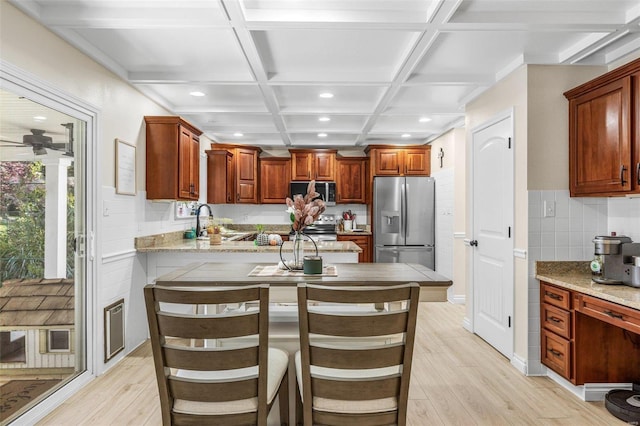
[{"x1": 544, "y1": 200, "x2": 555, "y2": 217}]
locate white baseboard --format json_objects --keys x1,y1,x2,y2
[
  {"x1": 546, "y1": 369, "x2": 633, "y2": 401},
  {"x1": 510, "y1": 354, "x2": 527, "y2": 375},
  {"x1": 463, "y1": 316, "x2": 472, "y2": 332},
  {"x1": 448, "y1": 294, "x2": 466, "y2": 304}
]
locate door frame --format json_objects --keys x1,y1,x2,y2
[
  {"x1": 1, "y1": 60, "x2": 100, "y2": 423},
  {"x1": 466, "y1": 108, "x2": 515, "y2": 358}
]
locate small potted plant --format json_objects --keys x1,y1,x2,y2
[{"x1": 255, "y1": 224, "x2": 269, "y2": 246}]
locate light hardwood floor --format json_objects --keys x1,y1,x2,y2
[{"x1": 38, "y1": 302, "x2": 620, "y2": 425}]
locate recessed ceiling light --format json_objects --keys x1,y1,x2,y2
[
  {"x1": 318, "y1": 133, "x2": 328, "y2": 138},
  {"x1": 318, "y1": 117, "x2": 331, "y2": 122},
  {"x1": 319, "y1": 92, "x2": 334, "y2": 99},
  {"x1": 401, "y1": 134, "x2": 411, "y2": 138},
  {"x1": 233, "y1": 132, "x2": 243, "y2": 137},
  {"x1": 189, "y1": 91, "x2": 205, "y2": 97},
  {"x1": 33, "y1": 116, "x2": 47, "y2": 121},
  {"x1": 419, "y1": 117, "x2": 432, "y2": 123}
]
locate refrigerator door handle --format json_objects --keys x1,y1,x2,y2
[{"x1": 401, "y1": 182, "x2": 406, "y2": 238}]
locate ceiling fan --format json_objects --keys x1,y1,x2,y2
[{"x1": 0, "y1": 125, "x2": 74, "y2": 156}]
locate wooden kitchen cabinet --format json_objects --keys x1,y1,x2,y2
[
  {"x1": 145, "y1": 116, "x2": 202, "y2": 200},
  {"x1": 207, "y1": 144, "x2": 261, "y2": 204},
  {"x1": 564, "y1": 57, "x2": 640, "y2": 196},
  {"x1": 336, "y1": 157, "x2": 366, "y2": 204},
  {"x1": 206, "y1": 149, "x2": 234, "y2": 203},
  {"x1": 338, "y1": 234, "x2": 371, "y2": 263},
  {"x1": 540, "y1": 282, "x2": 573, "y2": 381},
  {"x1": 289, "y1": 149, "x2": 337, "y2": 181},
  {"x1": 540, "y1": 281, "x2": 640, "y2": 385},
  {"x1": 365, "y1": 145, "x2": 431, "y2": 176},
  {"x1": 234, "y1": 147, "x2": 260, "y2": 203},
  {"x1": 260, "y1": 157, "x2": 291, "y2": 204}
]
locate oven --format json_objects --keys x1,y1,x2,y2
[{"x1": 291, "y1": 214, "x2": 338, "y2": 241}]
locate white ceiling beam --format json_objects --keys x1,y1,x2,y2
[
  {"x1": 221, "y1": 0, "x2": 291, "y2": 146},
  {"x1": 606, "y1": 36, "x2": 640, "y2": 65},
  {"x1": 128, "y1": 73, "x2": 257, "y2": 84},
  {"x1": 566, "y1": 30, "x2": 631, "y2": 64},
  {"x1": 174, "y1": 106, "x2": 270, "y2": 114},
  {"x1": 559, "y1": 32, "x2": 612, "y2": 63}
]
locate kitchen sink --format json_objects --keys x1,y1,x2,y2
[{"x1": 221, "y1": 232, "x2": 255, "y2": 242}]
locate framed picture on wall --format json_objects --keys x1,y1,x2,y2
[{"x1": 115, "y1": 138, "x2": 136, "y2": 195}]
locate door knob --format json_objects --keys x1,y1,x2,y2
[{"x1": 470, "y1": 240, "x2": 478, "y2": 247}]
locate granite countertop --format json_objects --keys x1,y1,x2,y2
[
  {"x1": 136, "y1": 239, "x2": 362, "y2": 254},
  {"x1": 535, "y1": 261, "x2": 640, "y2": 310},
  {"x1": 337, "y1": 229, "x2": 372, "y2": 236}
]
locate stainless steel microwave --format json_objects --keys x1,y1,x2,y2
[{"x1": 290, "y1": 181, "x2": 336, "y2": 206}]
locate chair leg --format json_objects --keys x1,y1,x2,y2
[
  {"x1": 279, "y1": 370, "x2": 289, "y2": 426},
  {"x1": 295, "y1": 378, "x2": 303, "y2": 425}
]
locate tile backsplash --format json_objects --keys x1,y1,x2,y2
[
  {"x1": 528, "y1": 190, "x2": 608, "y2": 263},
  {"x1": 527, "y1": 190, "x2": 640, "y2": 375},
  {"x1": 608, "y1": 197, "x2": 640, "y2": 242}
]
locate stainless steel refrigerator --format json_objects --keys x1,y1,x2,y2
[{"x1": 373, "y1": 176, "x2": 435, "y2": 270}]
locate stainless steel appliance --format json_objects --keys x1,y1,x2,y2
[
  {"x1": 373, "y1": 176, "x2": 435, "y2": 270},
  {"x1": 291, "y1": 214, "x2": 338, "y2": 242},
  {"x1": 290, "y1": 181, "x2": 336, "y2": 206},
  {"x1": 592, "y1": 234, "x2": 640, "y2": 287}
]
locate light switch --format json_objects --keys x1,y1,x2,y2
[
  {"x1": 103, "y1": 200, "x2": 110, "y2": 217},
  {"x1": 543, "y1": 200, "x2": 555, "y2": 217}
]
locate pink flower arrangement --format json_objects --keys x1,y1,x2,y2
[{"x1": 285, "y1": 180, "x2": 326, "y2": 232}]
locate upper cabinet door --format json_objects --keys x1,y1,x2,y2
[
  {"x1": 404, "y1": 148, "x2": 430, "y2": 176},
  {"x1": 235, "y1": 147, "x2": 259, "y2": 203},
  {"x1": 190, "y1": 133, "x2": 200, "y2": 198},
  {"x1": 178, "y1": 127, "x2": 193, "y2": 199},
  {"x1": 336, "y1": 158, "x2": 365, "y2": 203},
  {"x1": 260, "y1": 158, "x2": 291, "y2": 204},
  {"x1": 373, "y1": 149, "x2": 403, "y2": 175},
  {"x1": 569, "y1": 77, "x2": 631, "y2": 196},
  {"x1": 314, "y1": 152, "x2": 335, "y2": 181},
  {"x1": 291, "y1": 151, "x2": 314, "y2": 180}
]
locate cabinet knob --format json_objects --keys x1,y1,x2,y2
[
  {"x1": 620, "y1": 164, "x2": 627, "y2": 186},
  {"x1": 636, "y1": 163, "x2": 640, "y2": 185}
]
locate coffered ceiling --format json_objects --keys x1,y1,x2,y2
[{"x1": 9, "y1": 0, "x2": 640, "y2": 148}]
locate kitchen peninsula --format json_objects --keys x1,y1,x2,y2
[{"x1": 136, "y1": 231, "x2": 363, "y2": 284}]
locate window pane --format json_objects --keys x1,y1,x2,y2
[
  {"x1": 0, "y1": 331, "x2": 26, "y2": 363},
  {"x1": 49, "y1": 330, "x2": 70, "y2": 351}
]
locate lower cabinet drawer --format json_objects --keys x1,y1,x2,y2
[
  {"x1": 576, "y1": 294, "x2": 640, "y2": 335},
  {"x1": 541, "y1": 329, "x2": 571, "y2": 379},
  {"x1": 542, "y1": 303, "x2": 571, "y2": 339}
]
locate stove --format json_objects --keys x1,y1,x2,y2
[{"x1": 292, "y1": 214, "x2": 338, "y2": 241}]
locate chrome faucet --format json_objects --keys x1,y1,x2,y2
[{"x1": 195, "y1": 204, "x2": 212, "y2": 237}]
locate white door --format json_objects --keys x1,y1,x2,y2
[{"x1": 471, "y1": 114, "x2": 514, "y2": 359}]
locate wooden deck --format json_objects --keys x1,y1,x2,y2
[{"x1": 37, "y1": 302, "x2": 616, "y2": 425}]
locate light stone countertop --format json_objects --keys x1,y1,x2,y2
[
  {"x1": 155, "y1": 262, "x2": 451, "y2": 288},
  {"x1": 136, "y1": 239, "x2": 362, "y2": 254},
  {"x1": 535, "y1": 261, "x2": 640, "y2": 311}
]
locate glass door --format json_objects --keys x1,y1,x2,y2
[{"x1": 0, "y1": 87, "x2": 87, "y2": 423}]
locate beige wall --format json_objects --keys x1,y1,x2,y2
[
  {"x1": 429, "y1": 128, "x2": 466, "y2": 300},
  {"x1": 527, "y1": 65, "x2": 605, "y2": 190},
  {"x1": 0, "y1": 2, "x2": 169, "y2": 190}
]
